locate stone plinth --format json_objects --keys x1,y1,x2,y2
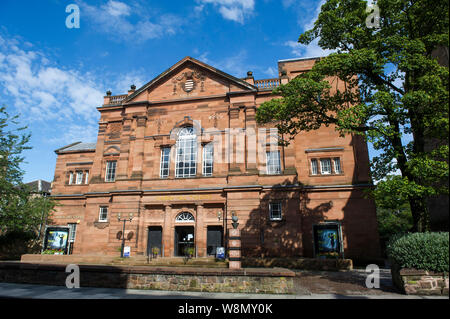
[
  {"x1": 228, "y1": 228, "x2": 241, "y2": 269},
  {"x1": 391, "y1": 265, "x2": 449, "y2": 296}
]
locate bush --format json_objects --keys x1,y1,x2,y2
[
  {"x1": 386, "y1": 232, "x2": 449, "y2": 273},
  {"x1": 0, "y1": 230, "x2": 41, "y2": 260}
]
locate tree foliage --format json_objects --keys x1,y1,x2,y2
[
  {"x1": 256, "y1": 0, "x2": 449, "y2": 232},
  {"x1": 0, "y1": 106, "x2": 56, "y2": 235}
]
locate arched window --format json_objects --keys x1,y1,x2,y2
[
  {"x1": 175, "y1": 127, "x2": 197, "y2": 178},
  {"x1": 175, "y1": 212, "x2": 195, "y2": 223}
]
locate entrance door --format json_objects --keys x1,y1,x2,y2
[
  {"x1": 207, "y1": 226, "x2": 223, "y2": 256},
  {"x1": 175, "y1": 226, "x2": 194, "y2": 256},
  {"x1": 147, "y1": 226, "x2": 162, "y2": 256}
]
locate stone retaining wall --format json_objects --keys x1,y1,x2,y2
[
  {"x1": 242, "y1": 257, "x2": 353, "y2": 271},
  {"x1": 391, "y1": 265, "x2": 449, "y2": 296},
  {"x1": 0, "y1": 262, "x2": 295, "y2": 294}
]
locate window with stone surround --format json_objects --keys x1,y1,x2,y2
[
  {"x1": 202, "y1": 143, "x2": 214, "y2": 177},
  {"x1": 68, "y1": 223, "x2": 77, "y2": 242},
  {"x1": 333, "y1": 157, "x2": 342, "y2": 174},
  {"x1": 99, "y1": 206, "x2": 108, "y2": 222},
  {"x1": 320, "y1": 158, "x2": 332, "y2": 175},
  {"x1": 175, "y1": 127, "x2": 197, "y2": 178},
  {"x1": 269, "y1": 202, "x2": 282, "y2": 221},
  {"x1": 105, "y1": 161, "x2": 117, "y2": 182},
  {"x1": 160, "y1": 147, "x2": 171, "y2": 178},
  {"x1": 68, "y1": 172, "x2": 74, "y2": 185},
  {"x1": 309, "y1": 157, "x2": 343, "y2": 176},
  {"x1": 311, "y1": 159, "x2": 319, "y2": 175},
  {"x1": 266, "y1": 150, "x2": 281, "y2": 175},
  {"x1": 75, "y1": 171, "x2": 83, "y2": 185},
  {"x1": 85, "y1": 171, "x2": 89, "y2": 184}
]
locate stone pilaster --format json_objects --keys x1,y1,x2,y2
[
  {"x1": 131, "y1": 116, "x2": 147, "y2": 179},
  {"x1": 117, "y1": 118, "x2": 132, "y2": 180},
  {"x1": 228, "y1": 106, "x2": 245, "y2": 174},
  {"x1": 245, "y1": 106, "x2": 258, "y2": 174},
  {"x1": 195, "y1": 204, "x2": 206, "y2": 257},
  {"x1": 283, "y1": 135, "x2": 297, "y2": 175},
  {"x1": 90, "y1": 122, "x2": 107, "y2": 183},
  {"x1": 163, "y1": 204, "x2": 172, "y2": 257}
]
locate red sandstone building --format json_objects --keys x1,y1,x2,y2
[{"x1": 50, "y1": 56, "x2": 381, "y2": 261}]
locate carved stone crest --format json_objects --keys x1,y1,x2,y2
[{"x1": 172, "y1": 69, "x2": 206, "y2": 95}]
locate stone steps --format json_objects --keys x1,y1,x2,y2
[{"x1": 20, "y1": 254, "x2": 228, "y2": 268}]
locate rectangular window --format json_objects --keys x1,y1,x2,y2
[
  {"x1": 266, "y1": 151, "x2": 281, "y2": 175},
  {"x1": 99, "y1": 207, "x2": 108, "y2": 222},
  {"x1": 160, "y1": 147, "x2": 171, "y2": 178},
  {"x1": 75, "y1": 171, "x2": 83, "y2": 185},
  {"x1": 85, "y1": 171, "x2": 89, "y2": 184},
  {"x1": 105, "y1": 161, "x2": 117, "y2": 182},
  {"x1": 68, "y1": 223, "x2": 77, "y2": 242},
  {"x1": 311, "y1": 159, "x2": 318, "y2": 175},
  {"x1": 320, "y1": 158, "x2": 332, "y2": 175},
  {"x1": 202, "y1": 143, "x2": 214, "y2": 177},
  {"x1": 68, "y1": 172, "x2": 74, "y2": 185},
  {"x1": 333, "y1": 158, "x2": 342, "y2": 174},
  {"x1": 269, "y1": 202, "x2": 282, "y2": 221}
]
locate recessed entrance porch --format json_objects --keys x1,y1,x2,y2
[{"x1": 174, "y1": 226, "x2": 195, "y2": 257}]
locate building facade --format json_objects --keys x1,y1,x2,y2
[{"x1": 50, "y1": 56, "x2": 381, "y2": 260}]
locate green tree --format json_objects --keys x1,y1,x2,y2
[
  {"x1": 0, "y1": 106, "x2": 56, "y2": 235},
  {"x1": 256, "y1": 0, "x2": 449, "y2": 232}
]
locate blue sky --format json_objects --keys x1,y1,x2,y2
[{"x1": 0, "y1": 0, "x2": 370, "y2": 183}]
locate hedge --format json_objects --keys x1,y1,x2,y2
[{"x1": 386, "y1": 232, "x2": 449, "y2": 273}]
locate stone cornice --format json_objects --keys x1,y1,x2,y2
[{"x1": 51, "y1": 183, "x2": 374, "y2": 199}]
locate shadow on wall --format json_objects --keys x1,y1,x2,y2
[
  {"x1": 239, "y1": 134, "x2": 382, "y2": 262},
  {"x1": 240, "y1": 176, "x2": 333, "y2": 258}
]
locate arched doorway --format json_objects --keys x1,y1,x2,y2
[{"x1": 174, "y1": 212, "x2": 195, "y2": 257}]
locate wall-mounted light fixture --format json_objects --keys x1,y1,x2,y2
[{"x1": 217, "y1": 211, "x2": 222, "y2": 221}]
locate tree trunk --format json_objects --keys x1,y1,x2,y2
[{"x1": 409, "y1": 195, "x2": 430, "y2": 232}]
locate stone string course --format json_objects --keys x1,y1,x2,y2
[{"x1": 0, "y1": 262, "x2": 295, "y2": 294}]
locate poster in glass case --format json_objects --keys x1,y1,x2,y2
[
  {"x1": 313, "y1": 223, "x2": 342, "y2": 258},
  {"x1": 42, "y1": 226, "x2": 70, "y2": 255}
]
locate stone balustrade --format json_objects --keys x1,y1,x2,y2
[
  {"x1": 254, "y1": 78, "x2": 280, "y2": 89},
  {"x1": 107, "y1": 94, "x2": 128, "y2": 105}
]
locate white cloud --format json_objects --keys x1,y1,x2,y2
[
  {"x1": 199, "y1": 50, "x2": 250, "y2": 77},
  {"x1": 0, "y1": 34, "x2": 144, "y2": 145},
  {"x1": 103, "y1": 0, "x2": 131, "y2": 17},
  {"x1": 0, "y1": 40, "x2": 103, "y2": 124},
  {"x1": 77, "y1": 0, "x2": 184, "y2": 42},
  {"x1": 281, "y1": 0, "x2": 296, "y2": 8},
  {"x1": 283, "y1": 0, "x2": 333, "y2": 59},
  {"x1": 47, "y1": 123, "x2": 99, "y2": 145},
  {"x1": 196, "y1": 0, "x2": 255, "y2": 24},
  {"x1": 284, "y1": 39, "x2": 332, "y2": 58},
  {"x1": 263, "y1": 66, "x2": 277, "y2": 78}
]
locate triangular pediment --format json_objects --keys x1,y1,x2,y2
[{"x1": 125, "y1": 57, "x2": 256, "y2": 103}]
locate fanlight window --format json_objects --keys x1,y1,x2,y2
[{"x1": 175, "y1": 212, "x2": 195, "y2": 223}]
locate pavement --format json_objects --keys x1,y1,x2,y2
[{"x1": 0, "y1": 268, "x2": 448, "y2": 299}]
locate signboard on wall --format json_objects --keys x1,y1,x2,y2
[
  {"x1": 216, "y1": 247, "x2": 225, "y2": 259},
  {"x1": 313, "y1": 223, "x2": 343, "y2": 258},
  {"x1": 42, "y1": 226, "x2": 70, "y2": 254},
  {"x1": 123, "y1": 246, "x2": 131, "y2": 258}
]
